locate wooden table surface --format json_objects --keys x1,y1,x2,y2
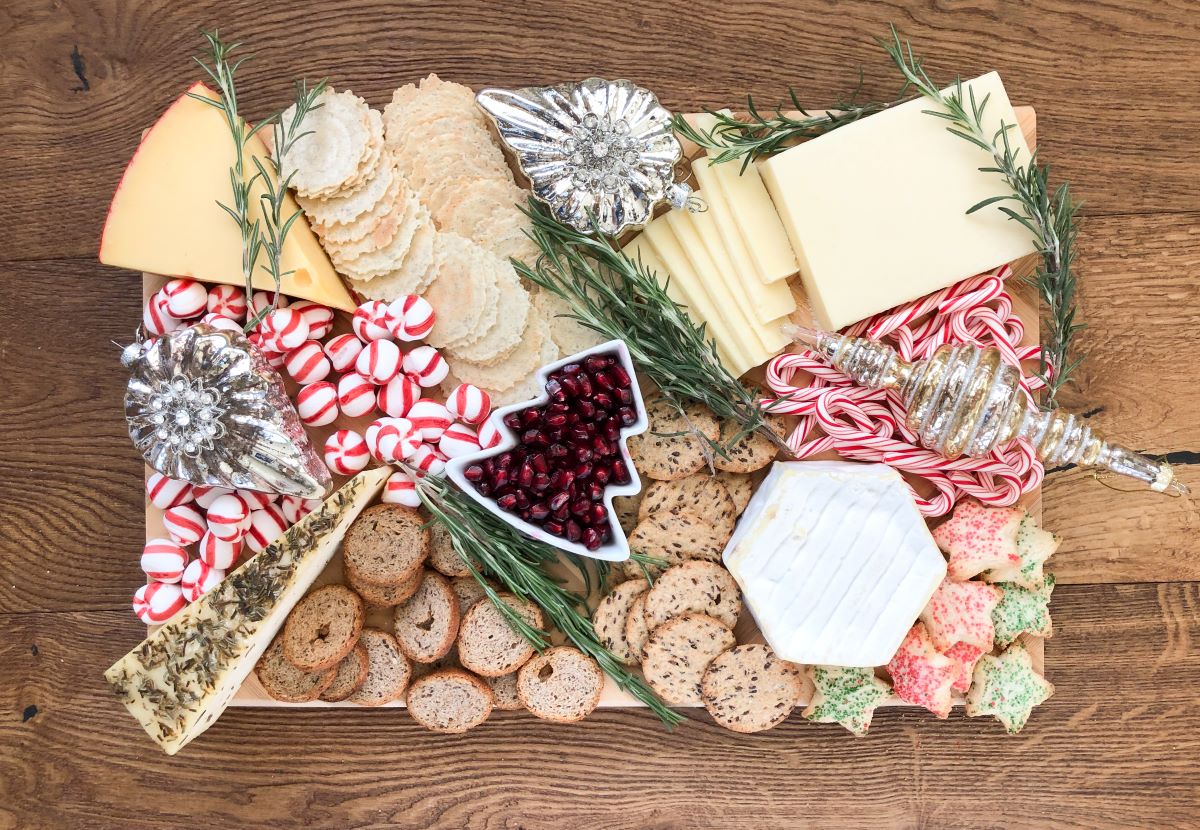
[{"x1": 3, "y1": 1, "x2": 1199, "y2": 827}]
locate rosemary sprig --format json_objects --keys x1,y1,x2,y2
[
  {"x1": 192, "y1": 30, "x2": 327, "y2": 332},
  {"x1": 881, "y1": 26, "x2": 1084, "y2": 407},
  {"x1": 672, "y1": 76, "x2": 907, "y2": 173},
  {"x1": 513, "y1": 202, "x2": 785, "y2": 452},
  {"x1": 407, "y1": 466, "x2": 684, "y2": 727}
]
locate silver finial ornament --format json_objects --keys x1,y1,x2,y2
[
  {"x1": 124, "y1": 324, "x2": 332, "y2": 499},
  {"x1": 476, "y1": 78, "x2": 694, "y2": 236}
]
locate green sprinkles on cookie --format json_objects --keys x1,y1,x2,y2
[
  {"x1": 992, "y1": 572, "x2": 1056, "y2": 647},
  {"x1": 803, "y1": 665, "x2": 893, "y2": 737},
  {"x1": 966, "y1": 641, "x2": 1054, "y2": 734}
]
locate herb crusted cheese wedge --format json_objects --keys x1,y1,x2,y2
[{"x1": 105, "y1": 467, "x2": 388, "y2": 755}]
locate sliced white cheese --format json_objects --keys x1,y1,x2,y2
[
  {"x1": 693, "y1": 112, "x2": 799, "y2": 284},
  {"x1": 758, "y1": 72, "x2": 1037, "y2": 331},
  {"x1": 724, "y1": 461, "x2": 946, "y2": 667},
  {"x1": 105, "y1": 467, "x2": 389, "y2": 755}
]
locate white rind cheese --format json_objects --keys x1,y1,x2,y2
[
  {"x1": 105, "y1": 467, "x2": 388, "y2": 754},
  {"x1": 759, "y1": 72, "x2": 1037, "y2": 331},
  {"x1": 724, "y1": 461, "x2": 946, "y2": 667}
]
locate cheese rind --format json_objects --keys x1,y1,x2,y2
[
  {"x1": 105, "y1": 467, "x2": 388, "y2": 755},
  {"x1": 100, "y1": 82, "x2": 356, "y2": 311},
  {"x1": 759, "y1": 72, "x2": 1036, "y2": 331},
  {"x1": 724, "y1": 461, "x2": 946, "y2": 667}
]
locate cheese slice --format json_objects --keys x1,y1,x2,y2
[
  {"x1": 691, "y1": 160, "x2": 796, "y2": 323},
  {"x1": 724, "y1": 461, "x2": 946, "y2": 667},
  {"x1": 100, "y1": 82, "x2": 356, "y2": 311},
  {"x1": 665, "y1": 208, "x2": 776, "y2": 363},
  {"x1": 639, "y1": 220, "x2": 757, "y2": 376},
  {"x1": 686, "y1": 200, "x2": 791, "y2": 355},
  {"x1": 693, "y1": 112, "x2": 799, "y2": 284},
  {"x1": 758, "y1": 72, "x2": 1037, "y2": 331},
  {"x1": 105, "y1": 467, "x2": 388, "y2": 755}
]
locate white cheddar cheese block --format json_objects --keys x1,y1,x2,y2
[
  {"x1": 758, "y1": 72, "x2": 1037, "y2": 331},
  {"x1": 100, "y1": 82, "x2": 356, "y2": 312},
  {"x1": 691, "y1": 160, "x2": 796, "y2": 323},
  {"x1": 105, "y1": 467, "x2": 388, "y2": 754},
  {"x1": 639, "y1": 220, "x2": 758, "y2": 376},
  {"x1": 686, "y1": 200, "x2": 791, "y2": 355},
  {"x1": 693, "y1": 112, "x2": 799, "y2": 284},
  {"x1": 723, "y1": 461, "x2": 946, "y2": 667}
]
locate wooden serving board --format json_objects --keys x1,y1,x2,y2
[{"x1": 143, "y1": 105, "x2": 1042, "y2": 711}]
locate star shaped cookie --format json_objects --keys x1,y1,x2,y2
[
  {"x1": 887, "y1": 623, "x2": 957, "y2": 719},
  {"x1": 942, "y1": 641, "x2": 985, "y2": 694},
  {"x1": 803, "y1": 665, "x2": 893, "y2": 737},
  {"x1": 966, "y1": 641, "x2": 1054, "y2": 734},
  {"x1": 984, "y1": 513, "x2": 1059, "y2": 591},
  {"x1": 992, "y1": 573, "x2": 1056, "y2": 647},
  {"x1": 932, "y1": 499, "x2": 1023, "y2": 581},
  {"x1": 920, "y1": 577, "x2": 1003, "y2": 652}
]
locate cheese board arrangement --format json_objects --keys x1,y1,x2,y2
[{"x1": 100, "y1": 26, "x2": 1185, "y2": 755}]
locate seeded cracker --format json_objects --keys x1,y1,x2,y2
[
  {"x1": 713, "y1": 471, "x2": 754, "y2": 515},
  {"x1": 623, "y1": 593, "x2": 651, "y2": 661},
  {"x1": 701, "y1": 645, "x2": 804, "y2": 733},
  {"x1": 641, "y1": 613, "x2": 735, "y2": 706},
  {"x1": 638, "y1": 474, "x2": 737, "y2": 539},
  {"x1": 279, "y1": 89, "x2": 374, "y2": 199},
  {"x1": 627, "y1": 510, "x2": 726, "y2": 567},
  {"x1": 627, "y1": 399, "x2": 720, "y2": 481},
  {"x1": 644, "y1": 561, "x2": 742, "y2": 630},
  {"x1": 591, "y1": 580, "x2": 650, "y2": 666}
]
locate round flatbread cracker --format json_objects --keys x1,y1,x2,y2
[
  {"x1": 532, "y1": 290, "x2": 606, "y2": 358},
  {"x1": 422, "y1": 233, "x2": 501, "y2": 348},
  {"x1": 713, "y1": 415, "x2": 786, "y2": 474},
  {"x1": 643, "y1": 560, "x2": 741, "y2": 631},
  {"x1": 300, "y1": 157, "x2": 396, "y2": 230},
  {"x1": 337, "y1": 189, "x2": 425, "y2": 281},
  {"x1": 592, "y1": 580, "x2": 650, "y2": 666},
  {"x1": 641, "y1": 613, "x2": 735, "y2": 707},
  {"x1": 627, "y1": 400, "x2": 720, "y2": 481},
  {"x1": 451, "y1": 314, "x2": 552, "y2": 395},
  {"x1": 325, "y1": 185, "x2": 411, "y2": 265},
  {"x1": 316, "y1": 171, "x2": 404, "y2": 245},
  {"x1": 627, "y1": 510, "x2": 727, "y2": 566},
  {"x1": 701, "y1": 645, "x2": 804, "y2": 733},
  {"x1": 638, "y1": 474, "x2": 737, "y2": 540},
  {"x1": 279, "y1": 89, "x2": 373, "y2": 198},
  {"x1": 445, "y1": 265, "x2": 531, "y2": 365}
]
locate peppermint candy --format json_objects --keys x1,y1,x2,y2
[
  {"x1": 279, "y1": 495, "x2": 320, "y2": 525},
  {"x1": 161, "y1": 278, "x2": 208, "y2": 319},
  {"x1": 296, "y1": 381, "x2": 340, "y2": 426},
  {"x1": 198, "y1": 530, "x2": 240, "y2": 570},
  {"x1": 446, "y1": 383, "x2": 491, "y2": 425},
  {"x1": 143, "y1": 291, "x2": 184, "y2": 336},
  {"x1": 337, "y1": 373, "x2": 377, "y2": 418},
  {"x1": 289, "y1": 300, "x2": 335, "y2": 340},
  {"x1": 207, "y1": 284, "x2": 247, "y2": 321},
  {"x1": 285, "y1": 340, "x2": 332, "y2": 384},
  {"x1": 235, "y1": 488, "x2": 277, "y2": 510},
  {"x1": 407, "y1": 399, "x2": 452, "y2": 442},
  {"x1": 389, "y1": 294, "x2": 436, "y2": 342},
  {"x1": 365, "y1": 417, "x2": 422, "y2": 463},
  {"x1": 410, "y1": 443, "x2": 448, "y2": 477},
  {"x1": 325, "y1": 429, "x2": 370, "y2": 475},
  {"x1": 477, "y1": 418, "x2": 503, "y2": 450},
  {"x1": 382, "y1": 470, "x2": 421, "y2": 507},
  {"x1": 324, "y1": 333, "x2": 365, "y2": 373},
  {"x1": 352, "y1": 300, "x2": 396, "y2": 342},
  {"x1": 377, "y1": 373, "x2": 420, "y2": 418},
  {"x1": 200, "y1": 312, "x2": 243, "y2": 332},
  {"x1": 162, "y1": 504, "x2": 206, "y2": 545},
  {"x1": 193, "y1": 485, "x2": 234, "y2": 510},
  {"x1": 249, "y1": 290, "x2": 289, "y2": 318},
  {"x1": 356, "y1": 339, "x2": 402, "y2": 385},
  {"x1": 133, "y1": 581, "x2": 186, "y2": 624},
  {"x1": 181, "y1": 559, "x2": 225, "y2": 603},
  {"x1": 145, "y1": 473, "x2": 194, "y2": 510},
  {"x1": 205, "y1": 493, "x2": 251, "y2": 542},
  {"x1": 140, "y1": 539, "x2": 189, "y2": 583},
  {"x1": 402, "y1": 345, "x2": 448, "y2": 388},
  {"x1": 258, "y1": 308, "x2": 310, "y2": 352},
  {"x1": 245, "y1": 505, "x2": 289, "y2": 554},
  {"x1": 439, "y1": 423, "x2": 481, "y2": 458}
]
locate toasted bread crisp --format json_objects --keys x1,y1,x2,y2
[
  {"x1": 319, "y1": 642, "x2": 371, "y2": 702},
  {"x1": 406, "y1": 669, "x2": 494, "y2": 733},
  {"x1": 342, "y1": 504, "x2": 430, "y2": 587},
  {"x1": 393, "y1": 570, "x2": 460, "y2": 663},
  {"x1": 256, "y1": 636, "x2": 337, "y2": 703},
  {"x1": 457, "y1": 593, "x2": 544, "y2": 677},
  {"x1": 282, "y1": 584, "x2": 364, "y2": 672},
  {"x1": 516, "y1": 647, "x2": 604, "y2": 723},
  {"x1": 348, "y1": 628, "x2": 412, "y2": 707}
]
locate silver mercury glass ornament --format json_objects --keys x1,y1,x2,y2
[
  {"x1": 476, "y1": 77, "x2": 699, "y2": 236},
  {"x1": 122, "y1": 324, "x2": 332, "y2": 499},
  {"x1": 785, "y1": 323, "x2": 1188, "y2": 496}
]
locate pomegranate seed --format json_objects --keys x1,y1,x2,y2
[
  {"x1": 545, "y1": 413, "x2": 567, "y2": 428},
  {"x1": 612, "y1": 460, "x2": 630, "y2": 484},
  {"x1": 594, "y1": 371, "x2": 615, "y2": 391},
  {"x1": 618, "y1": 406, "x2": 637, "y2": 426},
  {"x1": 464, "y1": 465, "x2": 484, "y2": 482},
  {"x1": 585, "y1": 356, "x2": 609, "y2": 373},
  {"x1": 545, "y1": 520, "x2": 564, "y2": 536},
  {"x1": 610, "y1": 364, "x2": 631, "y2": 387},
  {"x1": 477, "y1": 482, "x2": 493, "y2": 497},
  {"x1": 587, "y1": 480, "x2": 604, "y2": 501},
  {"x1": 559, "y1": 470, "x2": 576, "y2": 491},
  {"x1": 545, "y1": 378, "x2": 565, "y2": 402},
  {"x1": 522, "y1": 428, "x2": 546, "y2": 447},
  {"x1": 570, "y1": 426, "x2": 589, "y2": 443},
  {"x1": 576, "y1": 462, "x2": 593, "y2": 480},
  {"x1": 519, "y1": 462, "x2": 534, "y2": 487},
  {"x1": 593, "y1": 392, "x2": 614, "y2": 410},
  {"x1": 504, "y1": 413, "x2": 521, "y2": 430},
  {"x1": 603, "y1": 420, "x2": 620, "y2": 441},
  {"x1": 494, "y1": 468, "x2": 510, "y2": 489},
  {"x1": 570, "y1": 498, "x2": 590, "y2": 517},
  {"x1": 483, "y1": 458, "x2": 495, "y2": 476},
  {"x1": 566, "y1": 520, "x2": 582, "y2": 543},
  {"x1": 514, "y1": 491, "x2": 530, "y2": 509},
  {"x1": 548, "y1": 492, "x2": 570, "y2": 512},
  {"x1": 533, "y1": 472, "x2": 552, "y2": 491},
  {"x1": 552, "y1": 503, "x2": 571, "y2": 521},
  {"x1": 529, "y1": 503, "x2": 550, "y2": 522},
  {"x1": 590, "y1": 503, "x2": 608, "y2": 525},
  {"x1": 582, "y1": 528, "x2": 601, "y2": 551},
  {"x1": 563, "y1": 363, "x2": 582, "y2": 375},
  {"x1": 577, "y1": 401, "x2": 596, "y2": 420},
  {"x1": 530, "y1": 453, "x2": 549, "y2": 473},
  {"x1": 599, "y1": 525, "x2": 612, "y2": 543},
  {"x1": 521, "y1": 408, "x2": 541, "y2": 427},
  {"x1": 548, "y1": 443, "x2": 568, "y2": 458},
  {"x1": 594, "y1": 466, "x2": 611, "y2": 486},
  {"x1": 578, "y1": 374, "x2": 593, "y2": 397},
  {"x1": 616, "y1": 387, "x2": 634, "y2": 405},
  {"x1": 592, "y1": 436, "x2": 610, "y2": 455},
  {"x1": 575, "y1": 446, "x2": 593, "y2": 463},
  {"x1": 497, "y1": 451, "x2": 513, "y2": 469},
  {"x1": 497, "y1": 493, "x2": 518, "y2": 512},
  {"x1": 548, "y1": 402, "x2": 570, "y2": 415}
]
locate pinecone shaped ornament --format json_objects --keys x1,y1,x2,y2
[{"x1": 122, "y1": 324, "x2": 332, "y2": 499}]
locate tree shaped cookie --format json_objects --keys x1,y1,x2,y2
[
  {"x1": 966, "y1": 641, "x2": 1054, "y2": 734},
  {"x1": 993, "y1": 573, "x2": 1056, "y2": 647},
  {"x1": 803, "y1": 665, "x2": 893, "y2": 737},
  {"x1": 931, "y1": 499, "x2": 1023, "y2": 580},
  {"x1": 886, "y1": 623, "x2": 957, "y2": 718}
]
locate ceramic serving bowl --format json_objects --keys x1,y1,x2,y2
[{"x1": 445, "y1": 339, "x2": 648, "y2": 562}]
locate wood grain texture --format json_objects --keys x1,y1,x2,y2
[
  {"x1": 4, "y1": 583, "x2": 1199, "y2": 830},
  {"x1": 1, "y1": 0, "x2": 1199, "y2": 827}
]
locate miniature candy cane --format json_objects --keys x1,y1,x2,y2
[
  {"x1": 324, "y1": 429, "x2": 370, "y2": 475},
  {"x1": 133, "y1": 581, "x2": 186, "y2": 624},
  {"x1": 140, "y1": 539, "x2": 189, "y2": 583}
]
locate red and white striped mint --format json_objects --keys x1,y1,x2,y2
[
  {"x1": 402, "y1": 345, "x2": 448, "y2": 388},
  {"x1": 365, "y1": 417, "x2": 421, "y2": 463},
  {"x1": 199, "y1": 530, "x2": 240, "y2": 569},
  {"x1": 207, "y1": 284, "x2": 248, "y2": 321},
  {"x1": 324, "y1": 333, "x2": 364, "y2": 373},
  {"x1": 296, "y1": 381, "x2": 339, "y2": 427},
  {"x1": 325, "y1": 429, "x2": 370, "y2": 475},
  {"x1": 381, "y1": 470, "x2": 421, "y2": 507},
  {"x1": 377, "y1": 372, "x2": 420, "y2": 418},
  {"x1": 337, "y1": 373, "x2": 377, "y2": 418},
  {"x1": 289, "y1": 300, "x2": 335, "y2": 340},
  {"x1": 181, "y1": 559, "x2": 225, "y2": 603},
  {"x1": 410, "y1": 443, "x2": 448, "y2": 477},
  {"x1": 477, "y1": 418, "x2": 503, "y2": 450},
  {"x1": 245, "y1": 505, "x2": 289, "y2": 554},
  {"x1": 146, "y1": 473, "x2": 194, "y2": 510},
  {"x1": 143, "y1": 292, "x2": 184, "y2": 336},
  {"x1": 133, "y1": 581, "x2": 186, "y2": 624},
  {"x1": 355, "y1": 339, "x2": 402, "y2": 385},
  {"x1": 161, "y1": 278, "x2": 209, "y2": 319},
  {"x1": 193, "y1": 485, "x2": 234, "y2": 510},
  {"x1": 249, "y1": 290, "x2": 289, "y2": 318},
  {"x1": 446, "y1": 383, "x2": 491, "y2": 425},
  {"x1": 206, "y1": 493, "x2": 251, "y2": 542},
  {"x1": 279, "y1": 495, "x2": 321, "y2": 525},
  {"x1": 285, "y1": 340, "x2": 332, "y2": 384},
  {"x1": 439, "y1": 423, "x2": 481, "y2": 459},
  {"x1": 140, "y1": 539, "x2": 189, "y2": 583},
  {"x1": 236, "y1": 488, "x2": 277, "y2": 510},
  {"x1": 200, "y1": 312, "x2": 243, "y2": 333},
  {"x1": 352, "y1": 300, "x2": 397, "y2": 342},
  {"x1": 162, "y1": 504, "x2": 207, "y2": 545},
  {"x1": 259, "y1": 308, "x2": 310, "y2": 352},
  {"x1": 247, "y1": 331, "x2": 287, "y2": 368},
  {"x1": 407, "y1": 398, "x2": 452, "y2": 442},
  {"x1": 388, "y1": 294, "x2": 436, "y2": 342}
]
